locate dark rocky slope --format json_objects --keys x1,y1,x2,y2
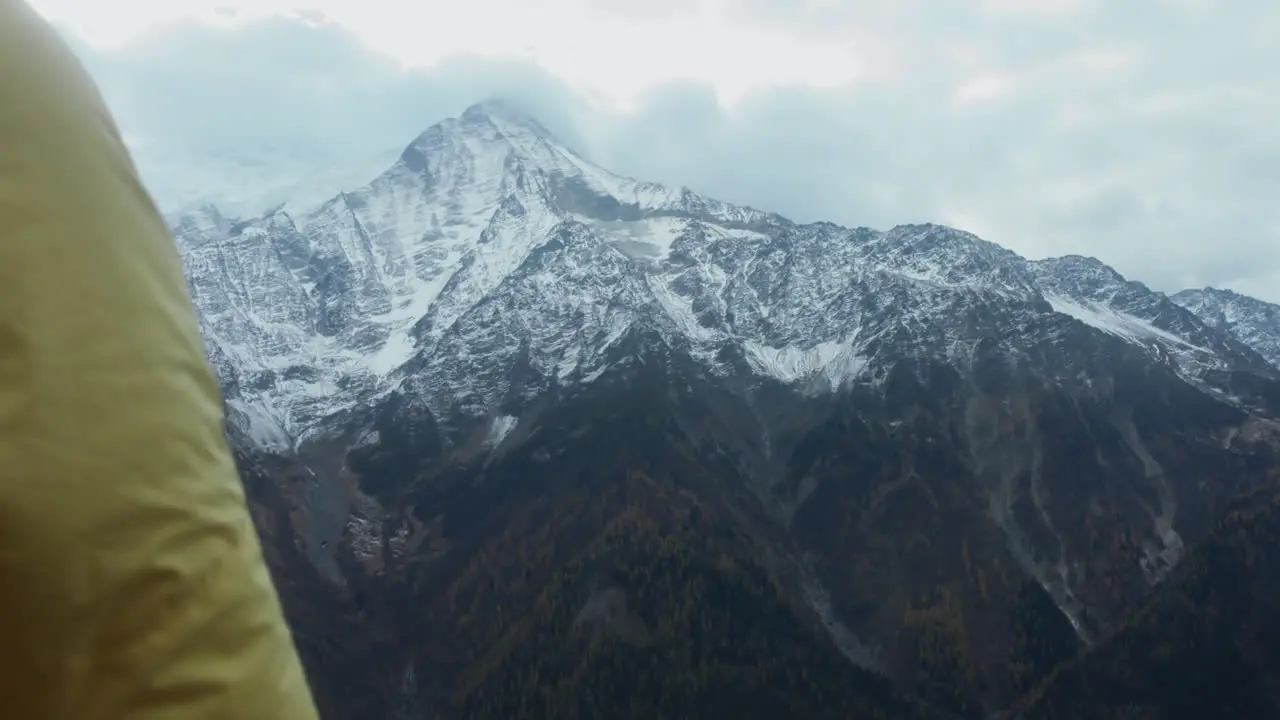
[
  {"x1": 235, "y1": 359, "x2": 952, "y2": 719},
  {"x1": 1015, "y1": 474, "x2": 1280, "y2": 719},
  {"x1": 233, "y1": 331, "x2": 1280, "y2": 718}
]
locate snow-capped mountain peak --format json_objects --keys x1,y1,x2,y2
[
  {"x1": 459, "y1": 98, "x2": 557, "y2": 137},
  {"x1": 172, "y1": 102, "x2": 1280, "y2": 451}
]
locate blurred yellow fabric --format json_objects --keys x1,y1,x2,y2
[{"x1": 0, "y1": 2, "x2": 319, "y2": 717}]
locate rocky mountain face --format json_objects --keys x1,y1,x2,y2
[
  {"x1": 173, "y1": 101, "x2": 1280, "y2": 718},
  {"x1": 1015, "y1": 471, "x2": 1280, "y2": 720},
  {"x1": 1172, "y1": 287, "x2": 1280, "y2": 373}
]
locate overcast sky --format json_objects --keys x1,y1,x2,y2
[{"x1": 30, "y1": 0, "x2": 1280, "y2": 302}]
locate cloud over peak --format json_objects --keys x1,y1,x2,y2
[{"x1": 47, "y1": 0, "x2": 1280, "y2": 302}]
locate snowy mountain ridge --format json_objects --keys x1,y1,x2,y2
[
  {"x1": 171, "y1": 101, "x2": 1280, "y2": 451},
  {"x1": 1172, "y1": 286, "x2": 1280, "y2": 371}
]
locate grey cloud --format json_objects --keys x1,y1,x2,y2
[
  {"x1": 66, "y1": 17, "x2": 590, "y2": 213},
  {"x1": 78, "y1": 18, "x2": 582, "y2": 149},
  {"x1": 61, "y1": 3, "x2": 1280, "y2": 302},
  {"x1": 581, "y1": 0, "x2": 691, "y2": 22}
]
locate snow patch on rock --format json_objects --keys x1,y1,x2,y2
[{"x1": 487, "y1": 415, "x2": 519, "y2": 449}]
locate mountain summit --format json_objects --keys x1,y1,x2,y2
[
  {"x1": 177, "y1": 103, "x2": 1279, "y2": 450},
  {"x1": 172, "y1": 102, "x2": 1280, "y2": 718},
  {"x1": 180, "y1": 101, "x2": 782, "y2": 448}
]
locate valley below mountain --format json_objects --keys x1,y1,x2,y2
[{"x1": 174, "y1": 101, "x2": 1280, "y2": 718}]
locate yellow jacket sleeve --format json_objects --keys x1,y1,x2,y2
[{"x1": 0, "y1": 3, "x2": 320, "y2": 718}]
